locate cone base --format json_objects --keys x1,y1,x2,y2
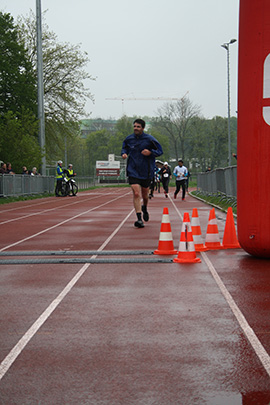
[
  {"x1": 194, "y1": 245, "x2": 208, "y2": 252},
  {"x1": 154, "y1": 249, "x2": 177, "y2": 255},
  {"x1": 205, "y1": 244, "x2": 225, "y2": 250},
  {"x1": 223, "y1": 243, "x2": 241, "y2": 249},
  {"x1": 173, "y1": 257, "x2": 201, "y2": 263}
]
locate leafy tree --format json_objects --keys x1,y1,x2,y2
[
  {"x1": 0, "y1": 111, "x2": 42, "y2": 173},
  {"x1": 86, "y1": 130, "x2": 111, "y2": 173},
  {"x1": 17, "y1": 11, "x2": 95, "y2": 162},
  {"x1": 0, "y1": 12, "x2": 37, "y2": 117},
  {"x1": 188, "y1": 116, "x2": 228, "y2": 170},
  {"x1": 155, "y1": 96, "x2": 201, "y2": 161},
  {"x1": 207, "y1": 116, "x2": 228, "y2": 168},
  {"x1": 115, "y1": 115, "x2": 134, "y2": 137},
  {"x1": 65, "y1": 135, "x2": 88, "y2": 176},
  {"x1": 0, "y1": 12, "x2": 41, "y2": 171},
  {"x1": 148, "y1": 128, "x2": 168, "y2": 162}
]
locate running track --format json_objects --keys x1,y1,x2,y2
[{"x1": 0, "y1": 187, "x2": 269, "y2": 404}]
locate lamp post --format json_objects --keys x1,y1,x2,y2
[
  {"x1": 221, "y1": 39, "x2": 237, "y2": 166},
  {"x1": 36, "y1": 0, "x2": 46, "y2": 175}
]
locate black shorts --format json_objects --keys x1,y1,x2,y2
[{"x1": 128, "y1": 177, "x2": 151, "y2": 188}]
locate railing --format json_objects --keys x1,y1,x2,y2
[
  {"x1": 0, "y1": 175, "x2": 98, "y2": 197},
  {"x1": 196, "y1": 166, "x2": 237, "y2": 198},
  {"x1": 0, "y1": 174, "x2": 55, "y2": 197}
]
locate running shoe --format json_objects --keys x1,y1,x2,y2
[
  {"x1": 134, "y1": 220, "x2": 144, "y2": 228},
  {"x1": 142, "y1": 205, "x2": 149, "y2": 222}
]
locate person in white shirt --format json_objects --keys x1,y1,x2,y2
[{"x1": 173, "y1": 159, "x2": 188, "y2": 200}]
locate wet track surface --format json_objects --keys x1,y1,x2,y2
[{"x1": 0, "y1": 187, "x2": 269, "y2": 404}]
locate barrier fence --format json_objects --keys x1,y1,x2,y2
[
  {"x1": 1, "y1": 168, "x2": 237, "y2": 199},
  {"x1": 196, "y1": 166, "x2": 237, "y2": 198},
  {"x1": 0, "y1": 175, "x2": 127, "y2": 198},
  {"x1": 0, "y1": 175, "x2": 96, "y2": 198}
]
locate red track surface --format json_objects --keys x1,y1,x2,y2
[{"x1": 0, "y1": 187, "x2": 269, "y2": 404}]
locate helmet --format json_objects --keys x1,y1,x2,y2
[
  {"x1": 68, "y1": 163, "x2": 73, "y2": 167},
  {"x1": 57, "y1": 160, "x2": 63, "y2": 165}
]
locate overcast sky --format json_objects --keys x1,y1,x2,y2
[{"x1": 2, "y1": 0, "x2": 239, "y2": 120}]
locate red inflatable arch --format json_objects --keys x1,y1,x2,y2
[{"x1": 237, "y1": 0, "x2": 270, "y2": 257}]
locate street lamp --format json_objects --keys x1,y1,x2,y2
[
  {"x1": 221, "y1": 38, "x2": 237, "y2": 166},
  {"x1": 36, "y1": 0, "x2": 46, "y2": 175}
]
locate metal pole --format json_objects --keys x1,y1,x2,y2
[
  {"x1": 36, "y1": 0, "x2": 46, "y2": 175},
  {"x1": 227, "y1": 45, "x2": 231, "y2": 166},
  {"x1": 221, "y1": 39, "x2": 236, "y2": 167}
]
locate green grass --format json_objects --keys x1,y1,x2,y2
[
  {"x1": 190, "y1": 190, "x2": 237, "y2": 215},
  {"x1": 0, "y1": 192, "x2": 54, "y2": 205}
]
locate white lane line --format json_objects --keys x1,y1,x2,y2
[
  {"x1": 0, "y1": 192, "x2": 130, "y2": 252},
  {"x1": 171, "y1": 199, "x2": 270, "y2": 377},
  {"x1": 0, "y1": 208, "x2": 134, "y2": 382},
  {"x1": 168, "y1": 194, "x2": 183, "y2": 220},
  {"x1": 201, "y1": 252, "x2": 270, "y2": 377}
]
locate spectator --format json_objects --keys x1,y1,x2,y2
[
  {"x1": 232, "y1": 153, "x2": 237, "y2": 160},
  {"x1": 6, "y1": 162, "x2": 15, "y2": 174},
  {"x1": 22, "y1": 166, "x2": 29, "y2": 175},
  {"x1": 206, "y1": 166, "x2": 212, "y2": 172},
  {"x1": 0, "y1": 162, "x2": 7, "y2": 174},
  {"x1": 31, "y1": 167, "x2": 40, "y2": 176}
]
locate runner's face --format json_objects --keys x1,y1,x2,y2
[{"x1": 133, "y1": 123, "x2": 144, "y2": 135}]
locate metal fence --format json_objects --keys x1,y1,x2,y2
[
  {"x1": 0, "y1": 175, "x2": 56, "y2": 197},
  {"x1": 0, "y1": 175, "x2": 111, "y2": 197},
  {"x1": 196, "y1": 166, "x2": 237, "y2": 198}
]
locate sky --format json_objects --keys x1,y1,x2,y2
[{"x1": 2, "y1": 0, "x2": 239, "y2": 120}]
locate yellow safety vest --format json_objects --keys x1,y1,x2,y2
[
  {"x1": 67, "y1": 168, "x2": 73, "y2": 180},
  {"x1": 56, "y1": 165, "x2": 64, "y2": 179}
]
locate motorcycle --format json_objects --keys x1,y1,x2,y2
[{"x1": 62, "y1": 171, "x2": 78, "y2": 196}]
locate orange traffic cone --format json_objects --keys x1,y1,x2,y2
[
  {"x1": 222, "y1": 207, "x2": 241, "y2": 249},
  {"x1": 154, "y1": 207, "x2": 177, "y2": 255},
  {"x1": 191, "y1": 208, "x2": 208, "y2": 252},
  {"x1": 205, "y1": 208, "x2": 224, "y2": 250},
  {"x1": 173, "y1": 212, "x2": 201, "y2": 263}
]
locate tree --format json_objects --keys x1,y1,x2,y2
[
  {"x1": 17, "y1": 11, "x2": 95, "y2": 162},
  {"x1": 0, "y1": 12, "x2": 41, "y2": 172},
  {"x1": 188, "y1": 116, "x2": 228, "y2": 170},
  {"x1": 86, "y1": 130, "x2": 111, "y2": 174},
  {"x1": 115, "y1": 115, "x2": 134, "y2": 138},
  {"x1": 0, "y1": 110, "x2": 42, "y2": 173},
  {"x1": 0, "y1": 12, "x2": 37, "y2": 116},
  {"x1": 155, "y1": 95, "x2": 201, "y2": 161},
  {"x1": 208, "y1": 116, "x2": 228, "y2": 168}
]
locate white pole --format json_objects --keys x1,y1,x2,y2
[{"x1": 36, "y1": 0, "x2": 46, "y2": 175}]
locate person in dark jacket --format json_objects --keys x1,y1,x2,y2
[
  {"x1": 159, "y1": 162, "x2": 171, "y2": 198},
  {"x1": 121, "y1": 118, "x2": 163, "y2": 228}
]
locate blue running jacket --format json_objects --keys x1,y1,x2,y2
[{"x1": 121, "y1": 132, "x2": 163, "y2": 180}]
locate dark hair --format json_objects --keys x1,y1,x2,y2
[
  {"x1": 178, "y1": 159, "x2": 183, "y2": 163},
  {"x1": 133, "y1": 118, "x2": 145, "y2": 129}
]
